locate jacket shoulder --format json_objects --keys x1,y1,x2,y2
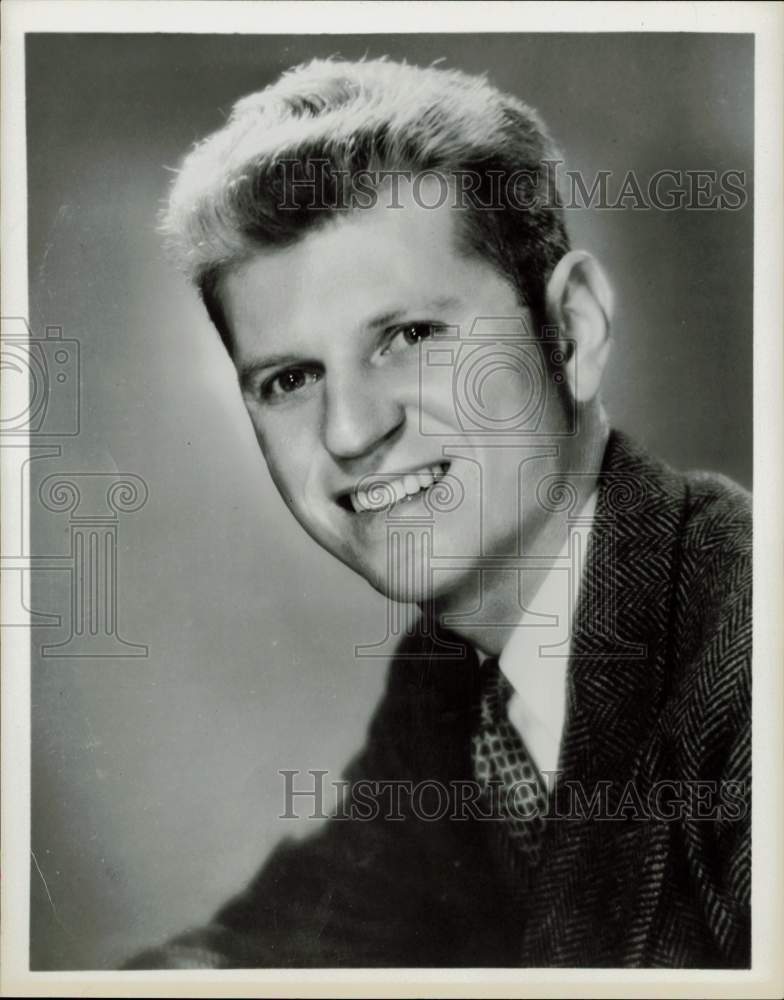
[
  {"x1": 675, "y1": 467, "x2": 751, "y2": 642},
  {"x1": 605, "y1": 434, "x2": 752, "y2": 749},
  {"x1": 676, "y1": 470, "x2": 752, "y2": 642},
  {"x1": 680, "y1": 469, "x2": 751, "y2": 557},
  {"x1": 668, "y1": 469, "x2": 751, "y2": 768}
]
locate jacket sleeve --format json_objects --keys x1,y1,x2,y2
[
  {"x1": 674, "y1": 475, "x2": 752, "y2": 965},
  {"x1": 123, "y1": 637, "x2": 496, "y2": 968}
]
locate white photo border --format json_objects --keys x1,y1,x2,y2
[{"x1": 2, "y1": 2, "x2": 782, "y2": 997}]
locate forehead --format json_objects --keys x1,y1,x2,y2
[{"x1": 220, "y1": 177, "x2": 517, "y2": 352}]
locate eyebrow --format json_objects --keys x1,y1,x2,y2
[
  {"x1": 237, "y1": 295, "x2": 461, "y2": 392},
  {"x1": 366, "y1": 297, "x2": 460, "y2": 331}
]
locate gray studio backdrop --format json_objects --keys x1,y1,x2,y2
[{"x1": 26, "y1": 33, "x2": 752, "y2": 969}]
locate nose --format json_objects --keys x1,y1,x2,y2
[{"x1": 322, "y1": 367, "x2": 405, "y2": 463}]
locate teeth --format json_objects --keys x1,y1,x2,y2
[
  {"x1": 403, "y1": 473, "x2": 420, "y2": 496},
  {"x1": 349, "y1": 463, "x2": 447, "y2": 514}
]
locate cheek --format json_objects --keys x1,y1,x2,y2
[
  {"x1": 415, "y1": 347, "x2": 547, "y2": 431},
  {"x1": 481, "y1": 369, "x2": 530, "y2": 417},
  {"x1": 248, "y1": 412, "x2": 313, "y2": 499},
  {"x1": 415, "y1": 366, "x2": 460, "y2": 432}
]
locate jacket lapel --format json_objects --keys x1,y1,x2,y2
[
  {"x1": 558, "y1": 430, "x2": 687, "y2": 791},
  {"x1": 519, "y1": 432, "x2": 689, "y2": 965}
]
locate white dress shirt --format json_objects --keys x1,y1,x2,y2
[{"x1": 484, "y1": 493, "x2": 597, "y2": 777}]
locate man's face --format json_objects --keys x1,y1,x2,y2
[{"x1": 222, "y1": 181, "x2": 570, "y2": 604}]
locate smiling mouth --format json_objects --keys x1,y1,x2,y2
[{"x1": 336, "y1": 462, "x2": 451, "y2": 514}]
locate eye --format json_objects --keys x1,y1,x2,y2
[
  {"x1": 260, "y1": 366, "x2": 321, "y2": 403},
  {"x1": 384, "y1": 322, "x2": 437, "y2": 354}
]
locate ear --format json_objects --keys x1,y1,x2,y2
[{"x1": 545, "y1": 250, "x2": 613, "y2": 403}]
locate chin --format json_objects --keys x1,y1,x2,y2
[
  {"x1": 358, "y1": 554, "x2": 477, "y2": 609},
  {"x1": 360, "y1": 566, "x2": 433, "y2": 605}
]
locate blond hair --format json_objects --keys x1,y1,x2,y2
[{"x1": 162, "y1": 57, "x2": 570, "y2": 349}]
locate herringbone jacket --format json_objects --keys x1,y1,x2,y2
[{"x1": 127, "y1": 431, "x2": 752, "y2": 969}]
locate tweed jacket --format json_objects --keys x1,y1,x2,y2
[{"x1": 127, "y1": 431, "x2": 752, "y2": 969}]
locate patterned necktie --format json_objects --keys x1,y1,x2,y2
[{"x1": 471, "y1": 655, "x2": 549, "y2": 867}]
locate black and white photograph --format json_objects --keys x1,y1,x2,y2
[{"x1": 1, "y1": 2, "x2": 782, "y2": 996}]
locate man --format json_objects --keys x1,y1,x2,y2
[{"x1": 128, "y1": 57, "x2": 751, "y2": 968}]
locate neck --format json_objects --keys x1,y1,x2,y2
[{"x1": 425, "y1": 417, "x2": 609, "y2": 657}]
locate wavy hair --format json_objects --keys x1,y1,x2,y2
[{"x1": 161, "y1": 57, "x2": 570, "y2": 351}]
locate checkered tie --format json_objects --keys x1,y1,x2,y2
[{"x1": 471, "y1": 656, "x2": 549, "y2": 867}]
